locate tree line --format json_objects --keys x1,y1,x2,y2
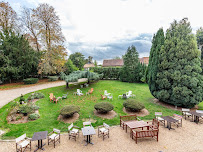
[{"x1": 0, "y1": 2, "x2": 96, "y2": 83}]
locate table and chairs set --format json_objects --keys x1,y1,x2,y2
[
  {"x1": 182, "y1": 108, "x2": 203, "y2": 124},
  {"x1": 68, "y1": 121, "x2": 110, "y2": 146},
  {"x1": 16, "y1": 129, "x2": 60, "y2": 152},
  {"x1": 16, "y1": 121, "x2": 110, "y2": 151},
  {"x1": 120, "y1": 114, "x2": 159, "y2": 144}
]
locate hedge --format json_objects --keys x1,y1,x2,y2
[
  {"x1": 91, "y1": 67, "x2": 121, "y2": 80},
  {"x1": 48, "y1": 76, "x2": 59, "y2": 81},
  {"x1": 23, "y1": 78, "x2": 39, "y2": 84}
]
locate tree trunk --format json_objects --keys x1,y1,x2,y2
[{"x1": 66, "y1": 82, "x2": 69, "y2": 88}]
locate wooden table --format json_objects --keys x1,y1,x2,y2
[
  {"x1": 32, "y1": 131, "x2": 48, "y2": 152},
  {"x1": 82, "y1": 126, "x2": 96, "y2": 146},
  {"x1": 162, "y1": 116, "x2": 178, "y2": 130},
  {"x1": 124, "y1": 120, "x2": 149, "y2": 139},
  {"x1": 189, "y1": 111, "x2": 203, "y2": 124}
]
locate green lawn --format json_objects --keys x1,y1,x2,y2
[{"x1": 0, "y1": 80, "x2": 181, "y2": 139}]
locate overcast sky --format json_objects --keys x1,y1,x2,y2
[{"x1": 8, "y1": 0, "x2": 203, "y2": 64}]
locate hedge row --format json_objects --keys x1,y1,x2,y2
[{"x1": 90, "y1": 67, "x2": 121, "y2": 80}]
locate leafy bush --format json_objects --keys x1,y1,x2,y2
[
  {"x1": 48, "y1": 76, "x2": 59, "y2": 81},
  {"x1": 27, "y1": 92, "x2": 45, "y2": 100},
  {"x1": 60, "y1": 105, "x2": 80, "y2": 118},
  {"x1": 123, "y1": 99, "x2": 145, "y2": 112},
  {"x1": 29, "y1": 113, "x2": 40, "y2": 120},
  {"x1": 33, "y1": 92, "x2": 45, "y2": 99},
  {"x1": 23, "y1": 78, "x2": 39, "y2": 84},
  {"x1": 94, "y1": 102, "x2": 114, "y2": 113},
  {"x1": 29, "y1": 103, "x2": 40, "y2": 111},
  {"x1": 19, "y1": 104, "x2": 33, "y2": 114},
  {"x1": 16, "y1": 116, "x2": 22, "y2": 121}
]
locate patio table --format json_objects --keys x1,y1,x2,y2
[
  {"x1": 124, "y1": 120, "x2": 149, "y2": 139},
  {"x1": 161, "y1": 116, "x2": 178, "y2": 130},
  {"x1": 82, "y1": 126, "x2": 96, "y2": 146},
  {"x1": 189, "y1": 111, "x2": 203, "y2": 124},
  {"x1": 32, "y1": 131, "x2": 48, "y2": 152}
]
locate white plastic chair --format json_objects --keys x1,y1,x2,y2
[
  {"x1": 126, "y1": 91, "x2": 132, "y2": 98},
  {"x1": 77, "y1": 89, "x2": 83, "y2": 96},
  {"x1": 104, "y1": 90, "x2": 110, "y2": 96}
]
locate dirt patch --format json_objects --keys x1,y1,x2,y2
[
  {"x1": 123, "y1": 107, "x2": 149, "y2": 116},
  {"x1": 152, "y1": 98, "x2": 198, "y2": 111},
  {"x1": 94, "y1": 110, "x2": 117, "y2": 119},
  {"x1": 58, "y1": 113, "x2": 79, "y2": 123}
]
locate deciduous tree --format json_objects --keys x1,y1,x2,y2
[
  {"x1": 69, "y1": 52, "x2": 85, "y2": 70},
  {"x1": 0, "y1": 1, "x2": 17, "y2": 31}
]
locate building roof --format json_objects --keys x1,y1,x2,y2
[
  {"x1": 84, "y1": 63, "x2": 95, "y2": 68},
  {"x1": 139, "y1": 57, "x2": 149, "y2": 65},
  {"x1": 103, "y1": 59, "x2": 124, "y2": 67}
]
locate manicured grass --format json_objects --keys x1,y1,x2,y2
[{"x1": 0, "y1": 80, "x2": 181, "y2": 139}]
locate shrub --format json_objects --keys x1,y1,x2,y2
[
  {"x1": 16, "y1": 116, "x2": 22, "y2": 121},
  {"x1": 29, "y1": 103, "x2": 40, "y2": 111},
  {"x1": 48, "y1": 76, "x2": 59, "y2": 81},
  {"x1": 94, "y1": 102, "x2": 114, "y2": 113},
  {"x1": 23, "y1": 78, "x2": 39, "y2": 84},
  {"x1": 33, "y1": 92, "x2": 45, "y2": 99},
  {"x1": 19, "y1": 104, "x2": 33, "y2": 114},
  {"x1": 123, "y1": 99, "x2": 145, "y2": 112},
  {"x1": 29, "y1": 113, "x2": 40, "y2": 120},
  {"x1": 60, "y1": 105, "x2": 80, "y2": 118}
]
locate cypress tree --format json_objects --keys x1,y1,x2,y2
[
  {"x1": 155, "y1": 19, "x2": 203, "y2": 107},
  {"x1": 120, "y1": 45, "x2": 141, "y2": 83},
  {"x1": 148, "y1": 28, "x2": 165, "y2": 98}
]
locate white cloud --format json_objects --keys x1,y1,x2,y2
[
  {"x1": 9, "y1": 0, "x2": 203, "y2": 58},
  {"x1": 22, "y1": 0, "x2": 203, "y2": 43}
]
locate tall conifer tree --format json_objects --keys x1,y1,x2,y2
[
  {"x1": 148, "y1": 28, "x2": 164, "y2": 98},
  {"x1": 155, "y1": 19, "x2": 203, "y2": 107}
]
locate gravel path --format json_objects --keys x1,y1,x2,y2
[
  {"x1": 1, "y1": 119, "x2": 203, "y2": 152},
  {"x1": 0, "y1": 81, "x2": 66, "y2": 108}
]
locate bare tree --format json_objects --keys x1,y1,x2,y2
[
  {"x1": 21, "y1": 7, "x2": 41, "y2": 52},
  {"x1": 0, "y1": 1, "x2": 17, "y2": 31}
]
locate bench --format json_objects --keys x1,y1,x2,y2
[
  {"x1": 120, "y1": 114, "x2": 137, "y2": 130},
  {"x1": 132, "y1": 129, "x2": 159, "y2": 144}
]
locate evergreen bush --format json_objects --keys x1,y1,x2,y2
[
  {"x1": 60, "y1": 105, "x2": 80, "y2": 117},
  {"x1": 94, "y1": 102, "x2": 114, "y2": 113},
  {"x1": 29, "y1": 113, "x2": 40, "y2": 120},
  {"x1": 123, "y1": 99, "x2": 145, "y2": 112},
  {"x1": 23, "y1": 78, "x2": 39, "y2": 84},
  {"x1": 48, "y1": 76, "x2": 59, "y2": 81}
]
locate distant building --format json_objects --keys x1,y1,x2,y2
[
  {"x1": 139, "y1": 57, "x2": 149, "y2": 65},
  {"x1": 102, "y1": 57, "x2": 149, "y2": 67},
  {"x1": 103, "y1": 59, "x2": 124, "y2": 67},
  {"x1": 84, "y1": 62, "x2": 95, "y2": 70}
]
